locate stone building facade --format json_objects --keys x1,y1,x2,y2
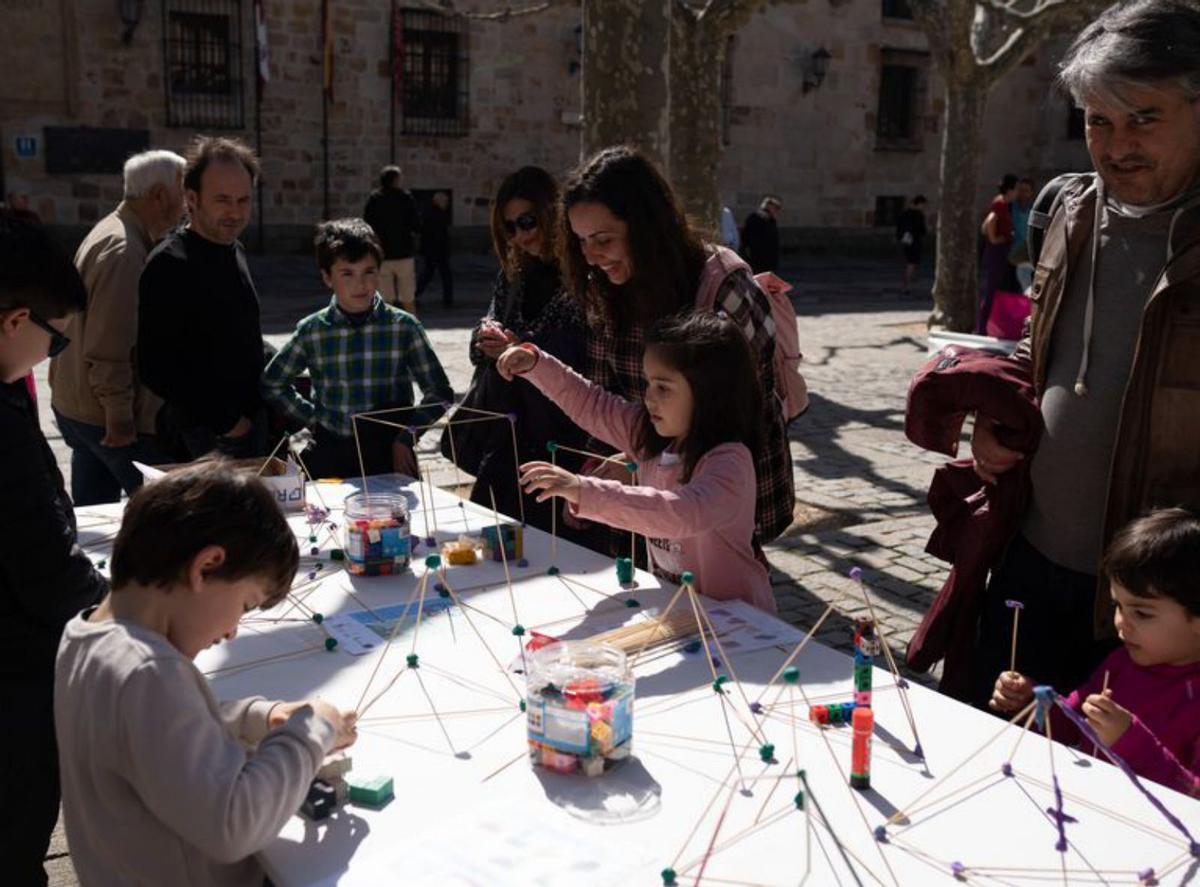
[{"x1": 0, "y1": 0, "x2": 1090, "y2": 251}]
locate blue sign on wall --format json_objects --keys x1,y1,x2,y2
[{"x1": 14, "y1": 136, "x2": 38, "y2": 158}]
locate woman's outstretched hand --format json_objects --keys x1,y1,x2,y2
[
  {"x1": 497, "y1": 344, "x2": 538, "y2": 380},
  {"x1": 519, "y1": 460, "x2": 582, "y2": 505}
]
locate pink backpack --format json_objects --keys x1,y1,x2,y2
[{"x1": 695, "y1": 245, "x2": 809, "y2": 422}]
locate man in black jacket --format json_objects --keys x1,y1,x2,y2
[
  {"x1": 416, "y1": 190, "x2": 454, "y2": 308},
  {"x1": 363, "y1": 165, "x2": 421, "y2": 312},
  {"x1": 0, "y1": 215, "x2": 108, "y2": 884},
  {"x1": 741, "y1": 195, "x2": 782, "y2": 273},
  {"x1": 138, "y1": 137, "x2": 267, "y2": 460}
]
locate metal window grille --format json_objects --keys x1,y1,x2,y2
[
  {"x1": 882, "y1": 0, "x2": 914, "y2": 19},
  {"x1": 163, "y1": 0, "x2": 245, "y2": 129},
  {"x1": 397, "y1": 8, "x2": 469, "y2": 137},
  {"x1": 874, "y1": 195, "x2": 905, "y2": 227},
  {"x1": 877, "y1": 64, "x2": 917, "y2": 140}
]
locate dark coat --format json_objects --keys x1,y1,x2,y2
[
  {"x1": 0, "y1": 380, "x2": 107, "y2": 679},
  {"x1": 903, "y1": 346, "x2": 1042, "y2": 700},
  {"x1": 363, "y1": 188, "x2": 421, "y2": 259}
]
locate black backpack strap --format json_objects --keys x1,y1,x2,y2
[{"x1": 1027, "y1": 172, "x2": 1093, "y2": 266}]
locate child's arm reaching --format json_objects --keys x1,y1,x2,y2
[
  {"x1": 498, "y1": 344, "x2": 642, "y2": 457},
  {"x1": 1098, "y1": 699, "x2": 1200, "y2": 797},
  {"x1": 121, "y1": 660, "x2": 354, "y2": 863},
  {"x1": 521, "y1": 444, "x2": 752, "y2": 540}
]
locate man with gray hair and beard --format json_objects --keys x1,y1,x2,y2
[
  {"x1": 967, "y1": 0, "x2": 1200, "y2": 706},
  {"x1": 49, "y1": 149, "x2": 186, "y2": 505}
]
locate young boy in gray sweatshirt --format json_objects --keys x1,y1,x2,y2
[{"x1": 55, "y1": 462, "x2": 357, "y2": 885}]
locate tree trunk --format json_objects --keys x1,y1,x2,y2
[
  {"x1": 581, "y1": 0, "x2": 671, "y2": 168},
  {"x1": 929, "y1": 75, "x2": 989, "y2": 332},
  {"x1": 668, "y1": 12, "x2": 725, "y2": 230}
]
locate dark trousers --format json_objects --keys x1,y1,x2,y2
[
  {"x1": 0, "y1": 673, "x2": 60, "y2": 886},
  {"x1": 300, "y1": 422, "x2": 397, "y2": 480},
  {"x1": 179, "y1": 408, "x2": 268, "y2": 461},
  {"x1": 53, "y1": 409, "x2": 166, "y2": 506},
  {"x1": 969, "y1": 533, "x2": 1118, "y2": 709},
  {"x1": 416, "y1": 248, "x2": 454, "y2": 306}
]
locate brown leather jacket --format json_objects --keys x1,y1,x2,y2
[{"x1": 1019, "y1": 174, "x2": 1200, "y2": 633}]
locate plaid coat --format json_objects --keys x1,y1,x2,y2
[{"x1": 587, "y1": 266, "x2": 794, "y2": 543}]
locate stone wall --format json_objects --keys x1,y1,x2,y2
[{"x1": 1, "y1": 0, "x2": 1087, "y2": 251}]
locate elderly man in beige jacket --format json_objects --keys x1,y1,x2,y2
[{"x1": 49, "y1": 149, "x2": 185, "y2": 505}]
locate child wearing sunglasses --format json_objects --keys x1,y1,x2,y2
[{"x1": 0, "y1": 214, "x2": 108, "y2": 883}]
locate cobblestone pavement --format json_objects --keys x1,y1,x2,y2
[{"x1": 38, "y1": 253, "x2": 954, "y2": 883}]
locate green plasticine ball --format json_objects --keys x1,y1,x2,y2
[
  {"x1": 680, "y1": 571, "x2": 695, "y2": 586},
  {"x1": 324, "y1": 637, "x2": 338, "y2": 651},
  {"x1": 783, "y1": 666, "x2": 800, "y2": 684},
  {"x1": 546, "y1": 440, "x2": 559, "y2": 453},
  {"x1": 425, "y1": 554, "x2": 441, "y2": 569}
]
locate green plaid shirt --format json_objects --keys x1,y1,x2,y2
[{"x1": 261, "y1": 294, "x2": 453, "y2": 439}]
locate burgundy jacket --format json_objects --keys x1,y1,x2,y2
[{"x1": 904, "y1": 346, "x2": 1041, "y2": 700}]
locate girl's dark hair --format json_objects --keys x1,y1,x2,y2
[
  {"x1": 490, "y1": 166, "x2": 560, "y2": 282},
  {"x1": 633, "y1": 311, "x2": 763, "y2": 482},
  {"x1": 558, "y1": 146, "x2": 707, "y2": 331},
  {"x1": 110, "y1": 461, "x2": 299, "y2": 608},
  {"x1": 998, "y1": 174, "x2": 1019, "y2": 194},
  {"x1": 315, "y1": 217, "x2": 384, "y2": 273},
  {"x1": 1103, "y1": 507, "x2": 1200, "y2": 617}
]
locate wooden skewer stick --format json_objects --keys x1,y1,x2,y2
[
  {"x1": 1091, "y1": 670, "x2": 1111, "y2": 757},
  {"x1": 351, "y1": 416, "x2": 370, "y2": 501},
  {"x1": 1006, "y1": 599, "x2": 1025, "y2": 674},
  {"x1": 257, "y1": 433, "x2": 291, "y2": 476}
]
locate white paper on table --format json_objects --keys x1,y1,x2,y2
[{"x1": 338, "y1": 799, "x2": 657, "y2": 886}]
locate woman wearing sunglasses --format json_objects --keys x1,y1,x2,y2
[{"x1": 443, "y1": 166, "x2": 588, "y2": 534}]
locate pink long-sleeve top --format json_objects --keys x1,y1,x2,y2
[
  {"x1": 1049, "y1": 646, "x2": 1200, "y2": 798},
  {"x1": 523, "y1": 350, "x2": 775, "y2": 613}
]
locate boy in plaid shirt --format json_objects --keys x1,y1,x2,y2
[{"x1": 262, "y1": 218, "x2": 453, "y2": 478}]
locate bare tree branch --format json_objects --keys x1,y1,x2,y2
[
  {"x1": 407, "y1": 0, "x2": 578, "y2": 21},
  {"x1": 981, "y1": 0, "x2": 1076, "y2": 21}
]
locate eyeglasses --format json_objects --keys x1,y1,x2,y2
[
  {"x1": 502, "y1": 212, "x2": 538, "y2": 236},
  {"x1": 28, "y1": 311, "x2": 71, "y2": 357}
]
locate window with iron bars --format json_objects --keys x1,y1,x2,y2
[
  {"x1": 397, "y1": 8, "x2": 470, "y2": 137},
  {"x1": 162, "y1": 0, "x2": 245, "y2": 129}
]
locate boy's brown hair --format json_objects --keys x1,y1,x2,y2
[
  {"x1": 1103, "y1": 507, "x2": 1200, "y2": 617},
  {"x1": 314, "y1": 218, "x2": 384, "y2": 274},
  {"x1": 110, "y1": 461, "x2": 298, "y2": 608}
]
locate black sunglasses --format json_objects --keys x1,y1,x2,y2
[
  {"x1": 502, "y1": 212, "x2": 538, "y2": 236},
  {"x1": 29, "y1": 311, "x2": 71, "y2": 357}
]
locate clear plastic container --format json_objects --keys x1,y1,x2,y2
[
  {"x1": 342, "y1": 493, "x2": 411, "y2": 576},
  {"x1": 525, "y1": 641, "x2": 635, "y2": 776}
]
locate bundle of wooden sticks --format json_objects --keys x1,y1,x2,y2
[{"x1": 585, "y1": 608, "x2": 702, "y2": 657}]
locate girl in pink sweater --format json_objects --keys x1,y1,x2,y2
[
  {"x1": 991, "y1": 508, "x2": 1200, "y2": 797},
  {"x1": 498, "y1": 311, "x2": 775, "y2": 612}
]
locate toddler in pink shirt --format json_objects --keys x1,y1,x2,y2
[
  {"x1": 992, "y1": 508, "x2": 1200, "y2": 797},
  {"x1": 499, "y1": 311, "x2": 775, "y2": 612}
]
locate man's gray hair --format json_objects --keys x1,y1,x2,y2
[
  {"x1": 123, "y1": 150, "x2": 186, "y2": 200},
  {"x1": 1059, "y1": 0, "x2": 1200, "y2": 111}
]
